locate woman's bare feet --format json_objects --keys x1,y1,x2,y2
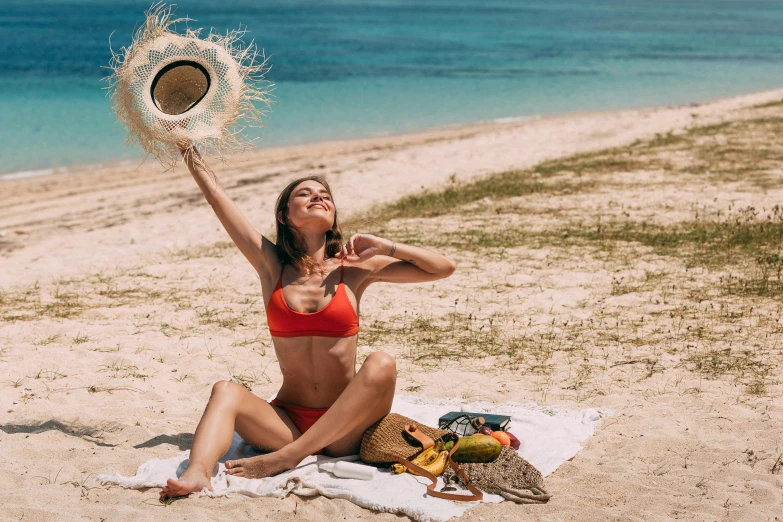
[
  {"x1": 225, "y1": 451, "x2": 298, "y2": 479},
  {"x1": 159, "y1": 465, "x2": 213, "y2": 501}
]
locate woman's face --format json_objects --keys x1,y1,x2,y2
[{"x1": 282, "y1": 180, "x2": 335, "y2": 232}]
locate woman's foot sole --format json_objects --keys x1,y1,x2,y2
[{"x1": 159, "y1": 470, "x2": 212, "y2": 501}]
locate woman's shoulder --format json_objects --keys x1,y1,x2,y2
[{"x1": 339, "y1": 256, "x2": 387, "y2": 287}]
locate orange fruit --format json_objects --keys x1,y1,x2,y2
[{"x1": 491, "y1": 431, "x2": 511, "y2": 446}]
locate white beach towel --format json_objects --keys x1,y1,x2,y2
[{"x1": 98, "y1": 395, "x2": 606, "y2": 522}]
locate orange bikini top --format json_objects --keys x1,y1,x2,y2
[{"x1": 266, "y1": 257, "x2": 359, "y2": 338}]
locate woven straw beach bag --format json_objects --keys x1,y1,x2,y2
[{"x1": 360, "y1": 413, "x2": 450, "y2": 464}]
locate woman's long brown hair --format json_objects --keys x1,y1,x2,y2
[{"x1": 274, "y1": 176, "x2": 344, "y2": 273}]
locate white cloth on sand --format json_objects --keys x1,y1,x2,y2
[{"x1": 98, "y1": 395, "x2": 606, "y2": 522}]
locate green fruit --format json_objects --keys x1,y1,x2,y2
[{"x1": 452, "y1": 434, "x2": 502, "y2": 463}]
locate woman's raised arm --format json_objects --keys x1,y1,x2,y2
[{"x1": 180, "y1": 145, "x2": 272, "y2": 274}]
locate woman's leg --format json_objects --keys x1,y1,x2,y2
[
  {"x1": 225, "y1": 351, "x2": 396, "y2": 478},
  {"x1": 160, "y1": 380, "x2": 301, "y2": 500}
]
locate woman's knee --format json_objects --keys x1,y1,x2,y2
[
  {"x1": 361, "y1": 352, "x2": 397, "y2": 388},
  {"x1": 210, "y1": 380, "x2": 246, "y2": 401}
]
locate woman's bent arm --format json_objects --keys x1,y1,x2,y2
[
  {"x1": 379, "y1": 240, "x2": 455, "y2": 277},
  {"x1": 180, "y1": 145, "x2": 270, "y2": 273},
  {"x1": 341, "y1": 234, "x2": 456, "y2": 284}
]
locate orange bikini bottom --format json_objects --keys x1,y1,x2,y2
[{"x1": 270, "y1": 398, "x2": 329, "y2": 455}]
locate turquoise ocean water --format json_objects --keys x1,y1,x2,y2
[{"x1": 2, "y1": 0, "x2": 783, "y2": 177}]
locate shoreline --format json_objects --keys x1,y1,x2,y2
[
  {"x1": 3, "y1": 85, "x2": 781, "y2": 184},
  {"x1": 0, "y1": 113, "x2": 545, "y2": 183}
]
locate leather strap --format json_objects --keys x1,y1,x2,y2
[
  {"x1": 395, "y1": 437, "x2": 483, "y2": 502},
  {"x1": 403, "y1": 424, "x2": 435, "y2": 451}
]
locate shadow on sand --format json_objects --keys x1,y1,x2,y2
[
  {"x1": 133, "y1": 433, "x2": 194, "y2": 450},
  {"x1": 0, "y1": 419, "x2": 119, "y2": 447}
]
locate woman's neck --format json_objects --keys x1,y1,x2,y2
[{"x1": 301, "y1": 231, "x2": 328, "y2": 263}]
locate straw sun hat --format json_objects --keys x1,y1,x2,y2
[{"x1": 107, "y1": 2, "x2": 273, "y2": 167}]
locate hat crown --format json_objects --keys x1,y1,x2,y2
[{"x1": 151, "y1": 60, "x2": 211, "y2": 115}]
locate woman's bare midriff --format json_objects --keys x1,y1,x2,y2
[
  {"x1": 272, "y1": 334, "x2": 358, "y2": 408},
  {"x1": 258, "y1": 255, "x2": 368, "y2": 409}
]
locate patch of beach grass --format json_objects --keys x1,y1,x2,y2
[
  {"x1": 1, "y1": 272, "x2": 176, "y2": 323},
  {"x1": 611, "y1": 271, "x2": 667, "y2": 296},
  {"x1": 195, "y1": 306, "x2": 252, "y2": 330},
  {"x1": 229, "y1": 366, "x2": 270, "y2": 390},
  {"x1": 173, "y1": 373, "x2": 194, "y2": 383},
  {"x1": 39, "y1": 286, "x2": 85, "y2": 319},
  {"x1": 31, "y1": 468, "x2": 65, "y2": 486},
  {"x1": 361, "y1": 305, "x2": 567, "y2": 374},
  {"x1": 0, "y1": 281, "x2": 85, "y2": 322},
  {"x1": 96, "y1": 283, "x2": 163, "y2": 305},
  {"x1": 425, "y1": 223, "x2": 528, "y2": 253},
  {"x1": 685, "y1": 347, "x2": 775, "y2": 396},
  {"x1": 524, "y1": 118, "x2": 783, "y2": 190},
  {"x1": 159, "y1": 321, "x2": 191, "y2": 338},
  {"x1": 685, "y1": 347, "x2": 769, "y2": 380},
  {"x1": 751, "y1": 98, "x2": 783, "y2": 109},
  {"x1": 560, "y1": 205, "x2": 783, "y2": 265},
  {"x1": 231, "y1": 335, "x2": 269, "y2": 356},
  {"x1": 33, "y1": 334, "x2": 61, "y2": 346},
  {"x1": 543, "y1": 206, "x2": 783, "y2": 302},
  {"x1": 31, "y1": 368, "x2": 67, "y2": 381},
  {"x1": 63, "y1": 473, "x2": 99, "y2": 499},
  {"x1": 90, "y1": 343, "x2": 122, "y2": 353},
  {"x1": 168, "y1": 241, "x2": 234, "y2": 261},
  {"x1": 717, "y1": 255, "x2": 783, "y2": 298},
  {"x1": 346, "y1": 174, "x2": 596, "y2": 230},
  {"x1": 532, "y1": 149, "x2": 653, "y2": 177},
  {"x1": 72, "y1": 332, "x2": 89, "y2": 344},
  {"x1": 99, "y1": 359, "x2": 149, "y2": 380}
]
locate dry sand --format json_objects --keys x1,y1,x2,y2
[{"x1": 1, "y1": 90, "x2": 783, "y2": 521}]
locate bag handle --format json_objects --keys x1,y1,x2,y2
[
  {"x1": 395, "y1": 437, "x2": 483, "y2": 502},
  {"x1": 403, "y1": 424, "x2": 435, "y2": 451}
]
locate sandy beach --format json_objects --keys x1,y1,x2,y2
[{"x1": 2, "y1": 89, "x2": 783, "y2": 521}]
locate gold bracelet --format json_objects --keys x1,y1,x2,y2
[{"x1": 389, "y1": 241, "x2": 397, "y2": 257}]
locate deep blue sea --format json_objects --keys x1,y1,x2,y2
[{"x1": 2, "y1": 0, "x2": 783, "y2": 176}]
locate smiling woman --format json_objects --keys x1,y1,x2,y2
[
  {"x1": 159, "y1": 146, "x2": 456, "y2": 500},
  {"x1": 273, "y1": 177, "x2": 345, "y2": 275}
]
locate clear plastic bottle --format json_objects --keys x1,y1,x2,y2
[{"x1": 319, "y1": 461, "x2": 377, "y2": 480}]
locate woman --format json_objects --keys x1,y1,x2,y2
[{"x1": 160, "y1": 146, "x2": 456, "y2": 500}]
